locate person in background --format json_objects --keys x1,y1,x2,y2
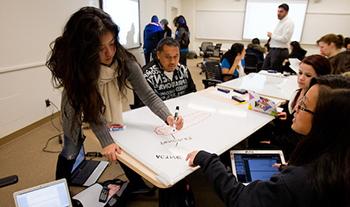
[
  {"x1": 160, "y1": 18, "x2": 172, "y2": 38},
  {"x1": 317, "y1": 33, "x2": 350, "y2": 74},
  {"x1": 288, "y1": 41, "x2": 307, "y2": 61},
  {"x1": 143, "y1": 15, "x2": 163, "y2": 64},
  {"x1": 143, "y1": 37, "x2": 196, "y2": 101},
  {"x1": 186, "y1": 75, "x2": 350, "y2": 207},
  {"x1": 220, "y1": 43, "x2": 246, "y2": 81},
  {"x1": 246, "y1": 38, "x2": 266, "y2": 69},
  {"x1": 174, "y1": 15, "x2": 190, "y2": 66},
  {"x1": 283, "y1": 41, "x2": 307, "y2": 73},
  {"x1": 46, "y1": 7, "x2": 183, "y2": 194},
  {"x1": 344, "y1": 37, "x2": 350, "y2": 51},
  {"x1": 262, "y1": 3, "x2": 294, "y2": 72}
]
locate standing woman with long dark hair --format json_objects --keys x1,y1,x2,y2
[{"x1": 46, "y1": 7, "x2": 183, "y2": 191}]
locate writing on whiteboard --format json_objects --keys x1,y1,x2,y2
[
  {"x1": 155, "y1": 154, "x2": 182, "y2": 160},
  {"x1": 160, "y1": 136, "x2": 192, "y2": 145}
]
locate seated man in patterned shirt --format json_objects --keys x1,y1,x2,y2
[{"x1": 133, "y1": 37, "x2": 196, "y2": 108}]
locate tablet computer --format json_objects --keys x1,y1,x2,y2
[{"x1": 230, "y1": 150, "x2": 286, "y2": 184}]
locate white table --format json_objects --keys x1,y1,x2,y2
[
  {"x1": 218, "y1": 72, "x2": 298, "y2": 101},
  {"x1": 111, "y1": 89, "x2": 274, "y2": 188}
]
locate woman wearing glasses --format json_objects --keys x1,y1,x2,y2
[
  {"x1": 270, "y1": 54, "x2": 331, "y2": 159},
  {"x1": 186, "y1": 75, "x2": 350, "y2": 207}
]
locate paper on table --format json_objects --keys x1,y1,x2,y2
[
  {"x1": 248, "y1": 91, "x2": 277, "y2": 116},
  {"x1": 288, "y1": 58, "x2": 301, "y2": 74}
]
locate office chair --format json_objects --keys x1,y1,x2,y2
[
  {"x1": 244, "y1": 53, "x2": 259, "y2": 74},
  {"x1": 213, "y1": 43, "x2": 223, "y2": 57},
  {"x1": 197, "y1": 42, "x2": 215, "y2": 74},
  {"x1": 198, "y1": 42, "x2": 214, "y2": 57},
  {"x1": 202, "y1": 60, "x2": 234, "y2": 88}
]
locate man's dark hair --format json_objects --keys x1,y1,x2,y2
[
  {"x1": 278, "y1": 3, "x2": 289, "y2": 12},
  {"x1": 156, "y1": 37, "x2": 180, "y2": 52}
]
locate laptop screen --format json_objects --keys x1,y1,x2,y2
[
  {"x1": 14, "y1": 179, "x2": 72, "y2": 207},
  {"x1": 71, "y1": 146, "x2": 85, "y2": 173},
  {"x1": 231, "y1": 150, "x2": 285, "y2": 183}
]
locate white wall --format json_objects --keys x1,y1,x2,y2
[
  {"x1": 182, "y1": 0, "x2": 350, "y2": 55},
  {"x1": 0, "y1": 0, "x2": 100, "y2": 138},
  {"x1": 0, "y1": 0, "x2": 169, "y2": 139}
]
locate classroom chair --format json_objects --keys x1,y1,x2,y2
[
  {"x1": 244, "y1": 53, "x2": 259, "y2": 74},
  {"x1": 198, "y1": 42, "x2": 224, "y2": 75},
  {"x1": 198, "y1": 41, "x2": 214, "y2": 57},
  {"x1": 202, "y1": 60, "x2": 234, "y2": 88}
]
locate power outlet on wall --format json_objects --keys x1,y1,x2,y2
[{"x1": 45, "y1": 99, "x2": 51, "y2": 107}]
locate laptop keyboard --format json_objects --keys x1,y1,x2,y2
[{"x1": 71, "y1": 161, "x2": 99, "y2": 185}]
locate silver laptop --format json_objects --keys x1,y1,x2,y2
[
  {"x1": 13, "y1": 178, "x2": 72, "y2": 207},
  {"x1": 70, "y1": 145, "x2": 109, "y2": 187},
  {"x1": 230, "y1": 150, "x2": 286, "y2": 184}
]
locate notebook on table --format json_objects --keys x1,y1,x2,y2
[
  {"x1": 13, "y1": 178, "x2": 72, "y2": 207},
  {"x1": 70, "y1": 145, "x2": 109, "y2": 187},
  {"x1": 230, "y1": 150, "x2": 286, "y2": 185}
]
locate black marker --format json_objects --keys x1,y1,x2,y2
[
  {"x1": 217, "y1": 88, "x2": 230, "y2": 93},
  {"x1": 232, "y1": 95, "x2": 245, "y2": 103},
  {"x1": 172, "y1": 106, "x2": 179, "y2": 132},
  {"x1": 174, "y1": 106, "x2": 179, "y2": 120}
]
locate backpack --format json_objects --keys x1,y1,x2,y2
[{"x1": 179, "y1": 29, "x2": 190, "y2": 48}]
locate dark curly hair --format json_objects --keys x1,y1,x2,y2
[{"x1": 46, "y1": 7, "x2": 136, "y2": 124}]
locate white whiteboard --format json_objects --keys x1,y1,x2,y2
[
  {"x1": 243, "y1": 0, "x2": 308, "y2": 41},
  {"x1": 111, "y1": 91, "x2": 273, "y2": 186},
  {"x1": 101, "y1": 0, "x2": 141, "y2": 49},
  {"x1": 301, "y1": 13, "x2": 350, "y2": 44},
  {"x1": 195, "y1": 10, "x2": 244, "y2": 40}
]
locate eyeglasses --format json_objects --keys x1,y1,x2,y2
[
  {"x1": 296, "y1": 97, "x2": 315, "y2": 115},
  {"x1": 296, "y1": 105, "x2": 315, "y2": 115}
]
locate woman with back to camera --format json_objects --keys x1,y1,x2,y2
[
  {"x1": 288, "y1": 41, "x2": 307, "y2": 61},
  {"x1": 186, "y1": 75, "x2": 350, "y2": 207},
  {"x1": 46, "y1": 7, "x2": 183, "y2": 192},
  {"x1": 246, "y1": 38, "x2": 266, "y2": 69},
  {"x1": 282, "y1": 41, "x2": 306, "y2": 74},
  {"x1": 220, "y1": 43, "x2": 246, "y2": 81},
  {"x1": 160, "y1": 18, "x2": 172, "y2": 38}
]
